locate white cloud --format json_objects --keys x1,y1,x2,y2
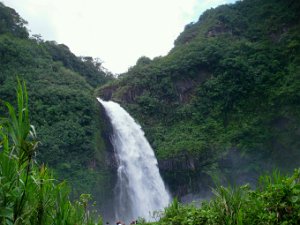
[{"x1": 3, "y1": 0, "x2": 237, "y2": 74}]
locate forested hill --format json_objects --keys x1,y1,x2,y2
[
  {"x1": 0, "y1": 2, "x2": 115, "y2": 205},
  {"x1": 97, "y1": 0, "x2": 300, "y2": 195},
  {"x1": 1, "y1": 0, "x2": 300, "y2": 205}
]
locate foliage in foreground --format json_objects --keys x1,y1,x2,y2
[
  {"x1": 0, "y1": 81, "x2": 102, "y2": 224},
  {"x1": 147, "y1": 170, "x2": 300, "y2": 225}
]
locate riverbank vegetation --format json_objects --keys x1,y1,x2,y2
[{"x1": 145, "y1": 169, "x2": 300, "y2": 224}]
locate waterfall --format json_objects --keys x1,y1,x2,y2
[{"x1": 97, "y1": 98, "x2": 170, "y2": 222}]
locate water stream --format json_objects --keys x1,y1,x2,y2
[{"x1": 97, "y1": 98, "x2": 170, "y2": 222}]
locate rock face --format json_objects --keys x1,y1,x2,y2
[
  {"x1": 157, "y1": 148, "x2": 267, "y2": 199},
  {"x1": 158, "y1": 155, "x2": 215, "y2": 198},
  {"x1": 97, "y1": 84, "x2": 144, "y2": 103},
  {"x1": 97, "y1": 85, "x2": 118, "y2": 101},
  {"x1": 206, "y1": 21, "x2": 232, "y2": 37},
  {"x1": 98, "y1": 103, "x2": 118, "y2": 170},
  {"x1": 119, "y1": 87, "x2": 145, "y2": 103},
  {"x1": 158, "y1": 157, "x2": 213, "y2": 173},
  {"x1": 157, "y1": 151, "x2": 215, "y2": 198},
  {"x1": 175, "y1": 70, "x2": 210, "y2": 103},
  {"x1": 98, "y1": 70, "x2": 210, "y2": 105}
]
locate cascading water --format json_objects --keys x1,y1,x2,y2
[{"x1": 97, "y1": 98, "x2": 170, "y2": 222}]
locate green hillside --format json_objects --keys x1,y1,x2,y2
[
  {"x1": 0, "y1": 1, "x2": 115, "y2": 206},
  {"x1": 1, "y1": 0, "x2": 300, "y2": 214},
  {"x1": 97, "y1": 0, "x2": 300, "y2": 195}
]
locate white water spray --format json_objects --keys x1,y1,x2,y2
[{"x1": 97, "y1": 98, "x2": 170, "y2": 222}]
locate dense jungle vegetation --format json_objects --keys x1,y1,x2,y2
[
  {"x1": 98, "y1": 0, "x2": 300, "y2": 195},
  {"x1": 0, "y1": 1, "x2": 114, "y2": 209},
  {"x1": 0, "y1": 81, "x2": 103, "y2": 224},
  {"x1": 1, "y1": 0, "x2": 300, "y2": 223},
  {"x1": 2, "y1": 82, "x2": 299, "y2": 225}
]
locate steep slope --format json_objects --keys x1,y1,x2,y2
[
  {"x1": 0, "y1": 2, "x2": 115, "y2": 206},
  {"x1": 97, "y1": 0, "x2": 300, "y2": 196}
]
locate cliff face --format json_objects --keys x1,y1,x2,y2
[
  {"x1": 97, "y1": 0, "x2": 300, "y2": 198},
  {"x1": 98, "y1": 69, "x2": 210, "y2": 104}
]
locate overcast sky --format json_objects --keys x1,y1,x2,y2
[{"x1": 3, "y1": 0, "x2": 237, "y2": 74}]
